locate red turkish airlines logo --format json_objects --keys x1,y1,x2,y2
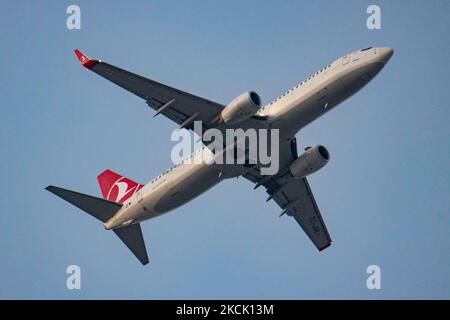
[{"x1": 106, "y1": 177, "x2": 143, "y2": 203}]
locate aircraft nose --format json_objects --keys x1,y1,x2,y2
[{"x1": 378, "y1": 47, "x2": 394, "y2": 64}]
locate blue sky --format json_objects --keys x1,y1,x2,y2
[{"x1": 0, "y1": 0, "x2": 449, "y2": 299}]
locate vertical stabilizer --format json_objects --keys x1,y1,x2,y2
[{"x1": 97, "y1": 169, "x2": 143, "y2": 203}]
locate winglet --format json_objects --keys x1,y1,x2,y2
[{"x1": 74, "y1": 49, "x2": 99, "y2": 69}]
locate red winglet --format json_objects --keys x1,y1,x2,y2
[{"x1": 74, "y1": 49, "x2": 99, "y2": 69}]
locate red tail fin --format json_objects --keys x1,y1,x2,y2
[{"x1": 97, "y1": 169, "x2": 143, "y2": 203}]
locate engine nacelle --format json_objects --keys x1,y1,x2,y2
[
  {"x1": 289, "y1": 145, "x2": 330, "y2": 179},
  {"x1": 221, "y1": 91, "x2": 261, "y2": 125}
]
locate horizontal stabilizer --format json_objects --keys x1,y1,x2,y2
[
  {"x1": 114, "y1": 224, "x2": 149, "y2": 265},
  {"x1": 45, "y1": 185, "x2": 122, "y2": 223}
]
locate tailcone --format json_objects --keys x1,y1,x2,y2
[{"x1": 104, "y1": 217, "x2": 119, "y2": 230}]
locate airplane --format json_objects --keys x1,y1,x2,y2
[{"x1": 46, "y1": 46, "x2": 393, "y2": 265}]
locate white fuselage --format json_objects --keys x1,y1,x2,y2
[{"x1": 104, "y1": 47, "x2": 393, "y2": 230}]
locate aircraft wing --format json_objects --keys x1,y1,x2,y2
[
  {"x1": 74, "y1": 49, "x2": 224, "y2": 130},
  {"x1": 243, "y1": 137, "x2": 332, "y2": 251}
]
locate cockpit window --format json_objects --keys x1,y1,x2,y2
[{"x1": 361, "y1": 47, "x2": 373, "y2": 51}]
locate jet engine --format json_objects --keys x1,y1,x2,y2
[
  {"x1": 289, "y1": 145, "x2": 330, "y2": 179},
  {"x1": 221, "y1": 91, "x2": 261, "y2": 124}
]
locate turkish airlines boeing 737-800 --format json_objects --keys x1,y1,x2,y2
[{"x1": 46, "y1": 47, "x2": 393, "y2": 264}]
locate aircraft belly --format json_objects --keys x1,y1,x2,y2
[
  {"x1": 276, "y1": 79, "x2": 347, "y2": 136},
  {"x1": 339, "y1": 62, "x2": 384, "y2": 96},
  {"x1": 153, "y1": 165, "x2": 222, "y2": 213}
]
